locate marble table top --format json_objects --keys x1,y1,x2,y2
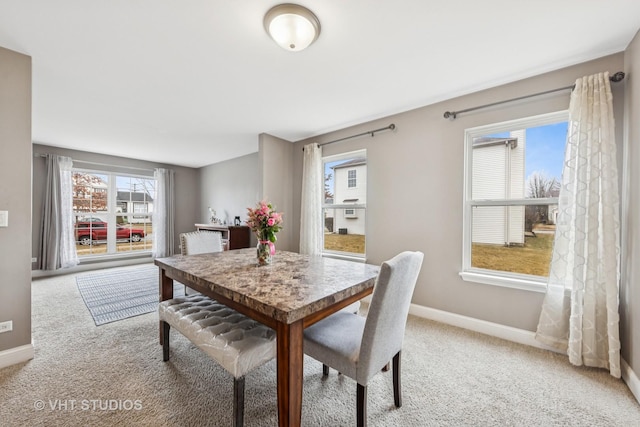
[{"x1": 155, "y1": 249, "x2": 380, "y2": 324}]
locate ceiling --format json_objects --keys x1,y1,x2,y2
[{"x1": 1, "y1": 1, "x2": 639, "y2": 168}]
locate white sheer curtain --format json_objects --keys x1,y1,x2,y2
[
  {"x1": 152, "y1": 168, "x2": 175, "y2": 258},
  {"x1": 40, "y1": 155, "x2": 78, "y2": 270},
  {"x1": 535, "y1": 72, "x2": 621, "y2": 377},
  {"x1": 299, "y1": 143, "x2": 323, "y2": 255}
]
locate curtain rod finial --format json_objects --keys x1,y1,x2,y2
[
  {"x1": 611, "y1": 71, "x2": 625, "y2": 82},
  {"x1": 443, "y1": 111, "x2": 456, "y2": 120}
]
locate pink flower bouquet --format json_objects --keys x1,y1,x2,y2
[{"x1": 246, "y1": 201, "x2": 283, "y2": 243}]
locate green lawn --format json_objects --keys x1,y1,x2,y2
[
  {"x1": 324, "y1": 233, "x2": 365, "y2": 254},
  {"x1": 472, "y1": 234, "x2": 554, "y2": 277},
  {"x1": 323, "y1": 232, "x2": 553, "y2": 276}
]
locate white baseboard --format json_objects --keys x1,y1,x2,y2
[
  {"x1": 408, "y1": 303, "x2": 640, "y2": 405},
  {"x1": 0, "y1": 343, "x2": 34, "y2": 370},
  {"x1": 408, "y1": 303, "x2": 561, "y2": 353},
  {"x1": 621, "y1": 358, "x2": 640, "y2": 404}
]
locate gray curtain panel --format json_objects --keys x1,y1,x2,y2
[
  {"x1": 40, "y1": 155, "x2": 77, "y2": 270},
  {"x1": 152, "y1": 168, "x2": 175, "y2": 258}
]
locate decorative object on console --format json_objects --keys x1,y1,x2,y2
[
  {"x1": 234, "y1": 216, "x2": 241, "y2": 226},
  {"x1": 208, "y1": 206, "x2": 222, "y2": 225},
  {"x1": 246, "y1": 201, "x2": 283, "y2": 266}
]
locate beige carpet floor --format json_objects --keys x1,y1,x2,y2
[{"x1": 1, "y1": 264, "x2": 639, "y2": 426}]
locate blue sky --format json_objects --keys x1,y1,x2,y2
[
  {"x1": 524, "y1": 122, "x2": 567, "y2": 180},
  {"x1": 491, "y1": 121, "x2": 567, "y2": 182}
]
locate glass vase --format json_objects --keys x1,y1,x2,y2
[{"x1": 257, "y1": 241, "x2": 272, "y2": 266}]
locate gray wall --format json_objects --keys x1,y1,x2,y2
[
  {"x1": 198, "y1": 152, "x2": 261, "y2": 228},
  {"x1": 259, "y1": 133, "x2": 295, "y2": 252},
  {"x1": 198, "y1": 137, "x2": 295, "y2": 252},
  {"x1": 31, "y1": 144, "x2": 200, "y2": 262},
  {"x1": 0, "y1": 47, "x2": 31, "y2": 352},
  {"x1": 622, "y1": 30, "x2": 640, "y2": 379},
  {"x1": 292, "y1": 53, "x2": 626, "y2": 333}
]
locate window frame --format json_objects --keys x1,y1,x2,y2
[
  {"x1": 72, "y1": 167, "x2": 155, "y2": 259},
  {"x1": 460, "y1": 110, "x2": 568, "y2": 293},
  {"x1": 322, "y1": 150, "x2": 367, "y2": 261}
]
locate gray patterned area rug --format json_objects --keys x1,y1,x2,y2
[{"x1": 76, "y1": 264, "x2": 184, "y2": 326}]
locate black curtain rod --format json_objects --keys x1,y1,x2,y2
[
  {"x1": 304, "y1": 124, "x2": 396, "y2": 150},
  {"x1": 443, "y1": 71, "x2": 626, "y2": 120},
  {"x1": 34, "y1": 152, "x2": 155, "y2": 173}
]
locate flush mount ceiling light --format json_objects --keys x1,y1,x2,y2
[{"x1": 264, "y1": 4, "x2": 321, "y2": 52}]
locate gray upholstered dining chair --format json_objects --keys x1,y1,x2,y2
[
  {"x1": 303, "y1": 251, "x2": 424, "y2": 427},
  {"x1": 179, "y1": 230, "x2": 224, "y2": 294}
]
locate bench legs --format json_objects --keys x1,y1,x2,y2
[
  {"x1": 234, "y1": 376, "x2": 245, "y2": 427},
  {"x1": 162, "y1": 321, "x2": 170, "y2": 362},
  {"x1": 322, "y1": 364, "x2": 329, "y2": 377},
  {"x1": 161, "y1": 321, "x2": 247, "y2": 427}
]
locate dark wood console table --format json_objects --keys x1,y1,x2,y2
[{"x1": 195, "y1": 224, "x2": 251, "y2": 250}]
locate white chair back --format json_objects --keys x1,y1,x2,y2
[{"x1": 179, "y1": 231, "x2": 223, "y2": 255}]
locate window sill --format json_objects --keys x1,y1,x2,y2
[
  {"x1": 79, "y1": 251, "x2": 152, "y2": 264},
  {"x1": 322, "y1": 252, "x2": 366, "y2": 263},
  {"x1": 459, "y1": 270, "x2": 546, "y2": 293}
]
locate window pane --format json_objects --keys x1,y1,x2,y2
[
  {"x1": 116, "y1": 214, "x2": 152, "y2": 253},
  {"x1": 74, "y1": 219, "x2": 108, "y2": 256},
  {"x1": 114, "y1": 176, "x2": 154, "y2": 254},
  {"x1": 323, "y1": 154, "x2": 366, "y2": 257},
  {"x1": 323, "y1": 208, "x2": 365, "y2": 255},
  {"x1": 472, "y1": 123, "x2": 566, "y2": 201},
  {"x1": 471, "y1": 205, "x2": 553, "y2": 276},
  {"x1": 73, "y1": 172, "x2": 108, "y2": 256},
  {"x1": 73, "y1": 172, "x2": 108, "y2": 214}
]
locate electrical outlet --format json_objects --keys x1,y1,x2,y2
[
  {"x1": 0, "y1": 211, "x2": 7, "y2": 227},
  {"x1": 0, "y1": 321, "x2": 13, "y2": 333},
  {"x1": 31, "y1": 257, "x2": 37, "y2": 263}
]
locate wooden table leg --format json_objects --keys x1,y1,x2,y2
[
  {"x1": 276, "y1": 319, "x2": 303, "y2": 427},
  {"x1": 158, "y1": 267, "x2": 173, "y2": 345}
]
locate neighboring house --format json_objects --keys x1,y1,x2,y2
[
  {"x1": 332, "y1": 158, "x2": 366, "y2": 235},
  {"x1": 324, "y1": 197, "x2": 334, "y2": 232},
  {"x1": 116, "y1": 191, "x2": 154, "y2": 223},
  {"x1": 472, "y1": 130, "x2": 525, "y2": 246},
  {"x1": 548, "y1": 205, "x2": 558, "y2": 225},
  {"x1": 545, "y1": 185, "x2": 560, "y2": 225}
]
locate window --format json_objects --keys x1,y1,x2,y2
[
  {"x1": 347, "y1": 169, "x2": 357, "y2": 188},
  {"x1": 73, "y1": 169, "x2": 155, "y2": 258},
  {"x1": 461, "y1": 111, "x2": 568, "y2": 292},
  {"x1": 323, "y1": 151, "x2": 366, "y2": 258}
]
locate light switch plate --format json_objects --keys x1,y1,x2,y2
[
  {"x1": 0, "y1": 211, "x2": 7, "y2": 227},
  {"x1": 0, "y1": 320, "x2": 12, "y2": 333}
]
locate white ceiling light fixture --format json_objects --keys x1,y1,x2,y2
[{"x1": 264, "y1": 4, "x2": 321, "y2": 52}]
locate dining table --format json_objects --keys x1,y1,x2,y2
[{"x1": 155, "y1": 248, "x2": 379, "y2": 427}]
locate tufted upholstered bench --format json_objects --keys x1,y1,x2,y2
[{"x1": 159, "y1": 294, "x2": 276, "y2": 427}]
